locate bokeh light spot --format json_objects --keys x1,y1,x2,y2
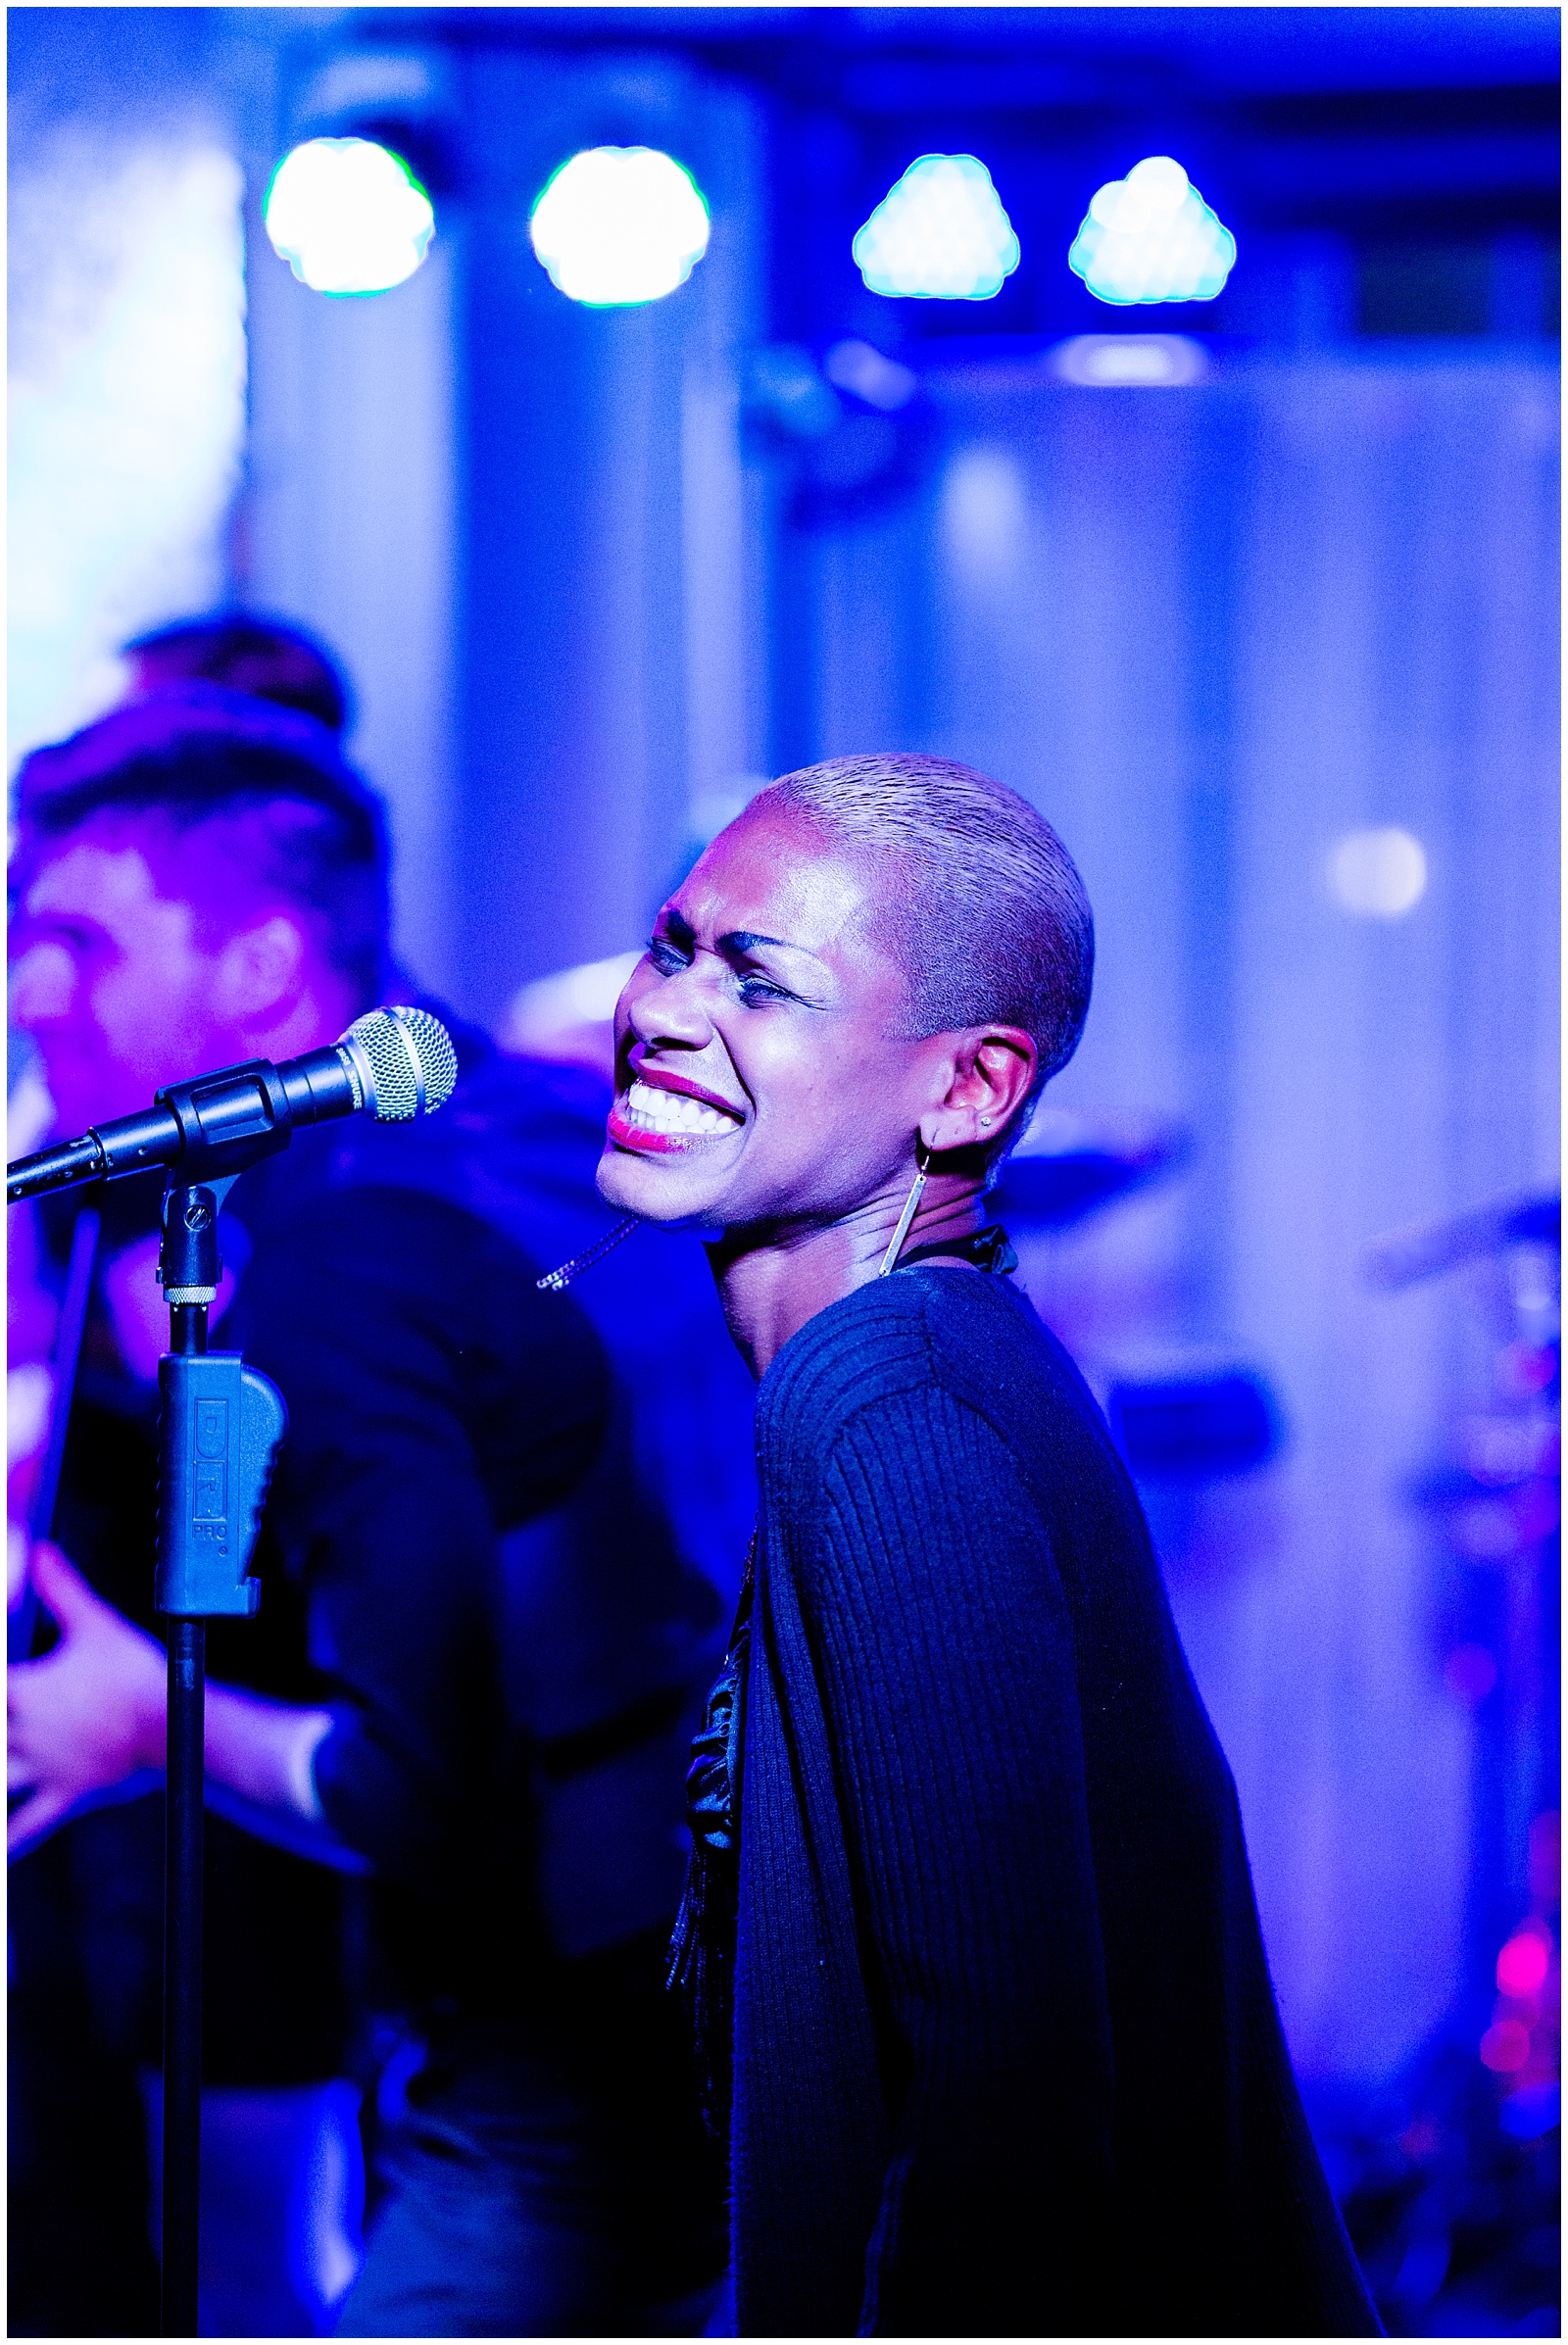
[
  {"x1": 1479, "y1": 2018, "x2": 1532, "y2": 2073},
  {"x1": 854, "y1": 155, "x2": 1019, "y2": 302},
  {"x1": 1051, "y1": 333, "x2": 1208, "y2": 387},
  {"x1": 1328, "y1": 826, "x2": 1428, "y2": 917},
  {"x1": 942, "y1": 447, "x2": 1027, "y2": 573},
  {"x1": 1500, "y1": 2080, "x2": 1561, "y2": 2140},
  {"x1": 265, "y1": 138, "x2": 434, "y2": 297},
  {"x1": 529, "y1": 148, "x2": 710, "y2": 307},
  {"x1": 823, "y1": 339, "x2": 918, "y2": 411},
  {"x1": 1070, "y1": 156, "x2": 1235, "y2": 306},
  {"x1": 1496, "y1": 1927, "x2": 1553, "y2": 1999}
]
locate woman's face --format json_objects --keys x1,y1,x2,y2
[{"x1": 598, "y1": 803, "x2": 956, "y2": 1237}]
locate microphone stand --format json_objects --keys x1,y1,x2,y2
[
  {"x1": 5, "y1": 1013, "x2": 455, "y2": 2333},
  {"x1": 152, "y1": 1165, "x2": 287, "y2": 2338}
]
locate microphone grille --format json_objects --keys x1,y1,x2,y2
[{"x1": 344, "y1": 1006, "x2": 459, "y2": 1122}]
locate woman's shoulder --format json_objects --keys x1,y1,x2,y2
[
  {"x1": 756, "y1": 1269, "x2": 937, "y2": 1445},
  {"x1": 757, "y1": 1267, "x2": 1103, "y2": 1478}
]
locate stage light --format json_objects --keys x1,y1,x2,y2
[
  {"x1": 529, "y1": 147, "x2": 710, "y2": 307},
  {"x1": 1327, "y1": 827, "x2": 1428, "y2": 918},
  {"x1": 1051, "y1": 334, "x2": 1207, "y2": 387},
  {"x1": 264, "y1": 138, "x2": 434, "y2": 297},
  {"x1": 854, "y1": 156, "x2": 1019, "y2": 302},
  {"x1": 1069, "y1": 156, "x2": 1235, "y2": 307}
]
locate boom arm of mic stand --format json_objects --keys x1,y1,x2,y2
[{"x1": 7, "y1": 1131, "x2": 111, "y2": 1201}]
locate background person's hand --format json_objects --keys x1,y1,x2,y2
[{"x1": 7, "y1": 1541, "x2": 166, "y2": 1855}]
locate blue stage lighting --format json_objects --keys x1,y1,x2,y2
[
  {"x1": 1068, "y1": 157, "x2": 1235, "y2": 306},
  {"x1": 854, "y1": 155, "x2": 1019, "y2": 302},
  {"x1": 529, "y1": 148, "x2": 710, "y2": 307},
  {"x1": 1051, "y1": 334, "x2": 1207, "y2": 387},
  {"x1": 264, "y1": 138, "x2": 434, "y2": 297}
]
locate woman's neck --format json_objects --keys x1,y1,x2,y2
[{"x1": 709, "y1": 1174, "x2": 988, "y2": 1380}]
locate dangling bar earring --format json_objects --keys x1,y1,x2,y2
[
  {"x1": 537, "y1": 1215, "x2": 641, "y2": 1292},
  {"x1": 878, "y1": 1141, "x2": 931, "y2": 1278}
]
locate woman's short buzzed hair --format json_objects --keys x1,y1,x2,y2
[{"x1": 758, "y1": 752, "x2": 1094, "y2": 1128}]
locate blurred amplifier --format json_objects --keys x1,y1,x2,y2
[{"x1": 1107, "y1": 1369, "x2": 1281, "y2": 1483}]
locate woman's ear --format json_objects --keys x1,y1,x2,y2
[{"x1": 920, "y1": 1027, "x2": 1038, "y2": 1155}]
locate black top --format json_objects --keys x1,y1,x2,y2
[
  {"x1": 224, "y1": 1029, "x2": 728, "y2": 2008},
  {"x1": 729, "y1": 1263, "x2": 1382, "y2": 2338}
]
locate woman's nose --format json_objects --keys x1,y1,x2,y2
[{"x1": 624, "y1": 961, "x2": 714, "y2": 1050}]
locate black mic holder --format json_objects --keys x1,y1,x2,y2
[
  {"x1": 155, "y1": 1181, "x2": 287, "y2": 1619},
  {"x1": 7, "y1": 1048, "x2": 347, "y2": 1203},
  {"x1": 9, "y1": 1009, "x2": 458, "y2": 1209}
]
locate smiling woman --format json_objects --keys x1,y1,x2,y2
[
  {"x1": 598, "y1": 753, "x2": 1091, "y2": 1372},
  {"x1": 594, "y1": 752, "x2": 1384, "y2": 2339}
]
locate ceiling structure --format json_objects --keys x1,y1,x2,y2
[
  {"x1": 15, "y1": 7, "x2": 1554, "y2": 345},
  {"x1": 354, "y1": 7, "x2": 1560, "y2": 343}
]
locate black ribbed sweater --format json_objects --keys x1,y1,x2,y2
[{"x1": 730, "y1": 1265, "x2": 1381, "y2": 2338}]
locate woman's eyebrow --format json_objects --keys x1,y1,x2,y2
[{"x1": 718, "y1": 929, "x2": 824, "y2": 962}]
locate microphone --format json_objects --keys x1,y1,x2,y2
[{"x1": 6, "y1": 1006, "x2": 460, "y2": 1204}]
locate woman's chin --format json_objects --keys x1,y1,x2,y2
[{"x1": 596, "y1": 1140, "x2": 723, "y2": 1226}]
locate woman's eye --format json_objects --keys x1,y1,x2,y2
[
  {"x1": 646, "y1": 937, "x2": 688, "y2": 974},
  {"x1": 737, "y1": 974, "x2": 789, "y2": 1005}
]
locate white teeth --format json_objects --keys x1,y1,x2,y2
[{"x1": 623, "y1": 1078, "x2": 738, "y2": 1137}]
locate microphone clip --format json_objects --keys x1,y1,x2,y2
[
  {"x1": 157, "y1": 1174, "x2": 239, "y2": 1306},
  {"x1": 152, "y1": 1057, "x2": 297, "y2": 1187}
]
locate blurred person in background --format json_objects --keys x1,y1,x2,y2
[
  {"x1": 6, "y1": 618, "x2": 350, "y2": 1174},
  {"x1": 121, "y1": 611, "x2": 351, "y2": 733},
  {"x1": 7, "y1": 675, "x2": 731, "y2": 2337}
]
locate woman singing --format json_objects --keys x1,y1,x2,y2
[{"x1": 594, "y1": 755, "x2": 1381, "y2": 2338}]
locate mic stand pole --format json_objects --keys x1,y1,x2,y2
[
  {"x1": 155, "y1": 1177, "x2": 286, "y2": 2337},
  {"x1": 4, "y1": 1015, "x2": 453, "y2": 2329},
  {"x1": 161, "y1": 1208, "x2": 209, "y2": 2345}
]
